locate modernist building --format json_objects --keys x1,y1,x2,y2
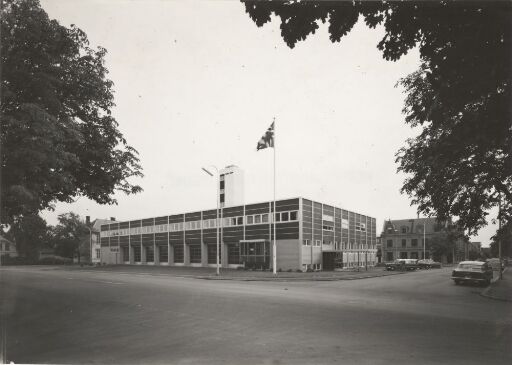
[
  {"x1": 219, "y1": 165, "x2": 244, "y2": 208},
  {"x1": 99, "y1": 198, "x2": 377, "y2": 271}
]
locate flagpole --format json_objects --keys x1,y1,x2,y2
[{"x1": 273, "y1": 117, "x2": 277, "y2": 275}]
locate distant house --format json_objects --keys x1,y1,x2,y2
[
  {"x1": 87, "y1": 217, "x2": 117, "y2": 264},
  {"x1": 0, "y1": 235, "x2": 18, "y2": 258},
  {"x1": 454, "y1": 241, "x2": 482, "y2": 262},
  {"x1": 380, "y1": 217, "x2": 465, "y2": 263}
]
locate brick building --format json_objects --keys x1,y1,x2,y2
[{"x1": 380, "y1": 218, "x2": 444, "y2": 262}]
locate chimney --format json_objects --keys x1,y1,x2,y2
[
  {"x1": 86, "y1": 216, "x2": 91, "y2": 225},
  {"x1": 110, "y1": 217, "x2": 116, "y2": 221}
]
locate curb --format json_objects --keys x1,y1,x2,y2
[
  {"x1": 60, "y1": 267, "x2": 406, "y2": 282},
  {"x1": 190, "y1": 271, "x2": 405, "y2": 282},
  {"x1": 480, "y1": 267, "x2": 510, "y2": 302}
]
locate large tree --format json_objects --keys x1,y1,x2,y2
[
  {"x1": 242, "y1": 0, "x2": 511, "y2": 235},
  {"x1": 0, "y1": 0, "x2": 143, "y2": 225},
  {"x1": 51, "y1": 212, "x2": 88, "y2": 262},
  {"x1": 490, "y1": 220, "x2": 512, "y2": 258},
  {"x1": 8, "y1": 213, "x2": 51, "y2": 260}
]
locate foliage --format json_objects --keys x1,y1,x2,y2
[
  {"x1": 426, "y1": 228, "x2": 460, "y2": 262},
  {"x1": 242, "y1": 1, "x2": 511, "y2": 235},
  {"x1": 490, "y1": 220, "x2": 512, "y2": 258},
  {"x1": 9, "y1": 213, "x2": 51, "y2": 260},
  {"x1": 51, "y1": 212, "x2": 88, "y2": 262},
  {"x1": 1, "y1": 0, "x2": 143, "y2": 225}
]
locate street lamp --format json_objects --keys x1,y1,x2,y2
[
  {"x1": 86, "y1": 225, "x2": 93, "y2": 264},
  {"x1": 423, "y1": 218, "x2": 426, "y2": 260},
  {"x1": 498, "y1": 195, "x2": 503, "y2": 280},
  {"x1": 202, "y1": 166, "x2": 220, "y2": 276}
]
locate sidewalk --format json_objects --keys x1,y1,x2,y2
[
  {"x1": 481, "y1": 267, "x2": 512, "y2": 302},
  {"x1": 64, "y1": 264, "x2": 407, "y2": 282}
]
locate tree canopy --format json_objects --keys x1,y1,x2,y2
[
  {"x1": 242, "y1": 0, "x2": 511, "y2": 236},
  {"x1": 51, "y1": 212, "x2": 88, "y2": 262},
  {"x1": 8, "y1": 213, "x2": 51, "y2": 260},
  {"x1": 1, "y1": 0, "x2": 143, "y2": 225}
]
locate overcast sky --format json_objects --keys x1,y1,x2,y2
[{"x1": 39, "y1": 0, "x2": 497, "y2": 245}]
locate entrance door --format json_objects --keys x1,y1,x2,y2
[{"x1": 240, "y1": 240, "x2": 270, "y2": 270}]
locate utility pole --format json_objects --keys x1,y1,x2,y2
[{"x1": 499, "y1": 196, "x2": 503, "y2": 280}]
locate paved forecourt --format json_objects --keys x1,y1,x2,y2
[{"x1": 0, "y1": 266, "x2": 510, "y2": 364}]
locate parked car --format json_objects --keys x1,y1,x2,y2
[
  {"x1": 452, "y1": 261, "x2": 493, "y2": 286},
  {"x1": 385, "y1": 259, "x2": 419, "y2": 271},
  {"x1": 486, "y1": 258, "x2": 504, "y2": 272},
  {"x1": 418, "y1": 259, "x2": 442, "y2": 269}
]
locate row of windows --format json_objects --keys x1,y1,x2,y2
[
  {"x1": 106, "y1": 224, "x2": 169, "y2": 237},
  {"x1": 103, "y1": 210, "x2": 300, "y2": 235},
  {"x1": 275, "y1": 210, "x2": 298, "y2": 222},
  {"x1": 386, "y1": 238, "x2": 427, "y2": 248},
  {"x1": 302, "y1": 239, "x2": 375, "y2": 250},
  {"x1": 322, "y1": 224, "x2": 371, "y2": 233},
  {"x1": 386, "y1": 251, "x2": 430, "y2": 261},
  {"x1": 246, "y1": 213, "x2": 269, "y2": 225},
  {"x1": 321, "y1": 215, "x2": 367, "y2": 230},
  {"x1": 355, "y1": 222, "x2": 366, "y2": 232}
]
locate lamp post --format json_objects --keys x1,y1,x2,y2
[
  {"x1": 86, "y1": 225, "x2": 93, "y2": 264},
  {"x1": 423, "y1": 218, "x2": 426, "y2": 260},
  {"x1": 202, "y1": 166, "x2": 220, "y2": 276},
  {"x1": 365, "y1": 243, "x2": 368, "y2": 271},
  {"x1": 498, "y1": 195, "x2": 502, "y2": 280}
]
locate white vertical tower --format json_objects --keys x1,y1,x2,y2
[{"x1": 219, "y1": 165, "x2": 245, "y2": 208}]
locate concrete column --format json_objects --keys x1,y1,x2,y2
[
  {"x1": 141, "y1": 244, "x2": 146, "y2": 264},
  {"x1": 169, "y1": 242, "x2": 174, "y2": 266},
  {"x1": 201, "y1": 242, "x2": 208, "y2": 267},
  {"x1": 154, "y1": 231, "x2": 158, "y2": 264},
  {"x1": 155, "y1": 244, "x2": 160, "y2": 265},
  {"x1": 221, "y1": 242, "x2": 228, "y2": 268},
  {"x1": 184, "y1": 243, "x2": 190, "y2": 266}
]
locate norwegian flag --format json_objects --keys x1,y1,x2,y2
[{"x1": 256, "y1": 122, "x2": 274, "y2": 151}]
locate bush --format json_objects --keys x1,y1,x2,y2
[
  {"x1": 38, "y1": 256, "x2": 73, "y2": 265},
  {"x1": 287, "y1": 269, "x2": 293, "y2": 272},
  {"x1": 0, "y1": 256, "x2": 36, "y2": 265}
]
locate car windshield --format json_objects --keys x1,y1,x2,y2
[{"x1": 457, "y1": 263, "x2": 482, "y2": 270}]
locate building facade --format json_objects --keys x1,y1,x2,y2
[
  {"x1": 219, "y1": 165, "x2": 244, "y2": 208},
  {"x1": 99, "y1": 198, "x2": 377, "y2": 271},
  {"x1": 88, "y1": 218, "x2": 117, "y2": 264},
  {"x1": 380, "y1": 218, "x2": 443, "y2": 262},
  {"x1": 0, "y1": 235, "x2": 17, "y2": 258},
  {"x1": 453, "y1": 241, "x2": 482, "y2": 262}
]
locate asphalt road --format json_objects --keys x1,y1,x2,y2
[{"x1": 1, "y1": 266, "x2": 510, "y2": 364}]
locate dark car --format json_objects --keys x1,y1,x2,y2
[
  {"x1": 418, "y1": 259, "x2": 442, "y2": 269},
  {"x1": 385, "y1": 259, "x2": 419, "y2": 271},
  {"x1": 452, "y1": 261, "x2": 493, "y2": 286}
]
